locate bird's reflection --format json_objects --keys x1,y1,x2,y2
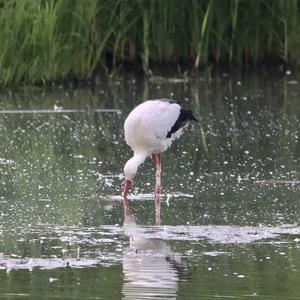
[{"x1": 122, "y1": 206, "x2": 187, "y2": 300}]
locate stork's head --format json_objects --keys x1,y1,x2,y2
[
  {"x1": 123, "y1": 153, "x2": 147, "y2": 198},
  {"x1": 124, "y1": 158, "x2": 138, "y2": 181},
  {"x1": 123, "y1": 160, "x2": 136, "y2": 197}
]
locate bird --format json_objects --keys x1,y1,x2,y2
[{"x1": 123, "y1": 99, "x2": 198, "y2": 209}]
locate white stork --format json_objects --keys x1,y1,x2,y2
[{"x1": 122, "y1": 99, "x2": 197, "y2": 223}]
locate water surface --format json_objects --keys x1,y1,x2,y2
[{"x1": 0, "y1": 72, "x2": 299, "y2": 299}]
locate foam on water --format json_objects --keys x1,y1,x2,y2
[{"x1": 98, "y1": 192, "x2": 194, "y2": 201}]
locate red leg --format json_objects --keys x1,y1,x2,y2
[
  {"x1": 123, "y1": 196, "x2": 130, "y2": 223},
  {"x1": 153, "y1": 153, "x2": 161, "y2": 225},
  {"x1": 155, "y1": 193, "x2": 161, "y2": 225}
]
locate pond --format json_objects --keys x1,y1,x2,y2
[{"x1": 0, "y1": 72, "x2": 299, "y2": 299}]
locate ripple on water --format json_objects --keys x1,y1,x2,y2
[{"x1": 0, "y1": 223, "x2": 299, "y2": 271}]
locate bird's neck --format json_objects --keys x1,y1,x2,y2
[
  {"x1": 132, "y1": 152, "x2": 147, "y2": 167},
  {"x1": 124, "y1": 152, "x2": 147, "y2": 180}
]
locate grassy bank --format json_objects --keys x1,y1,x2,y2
[{"x1": 1, "y1": 0, "x2": 300, "y2": 86}]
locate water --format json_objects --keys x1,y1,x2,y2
[{"x1": 0, "y1": 72, "x2": 299, "y2": 299}]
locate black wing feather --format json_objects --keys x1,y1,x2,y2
[{"x1": 167, "y1": 107, "x2": 198, "y2": 138}]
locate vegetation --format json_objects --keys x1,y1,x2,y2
[{"x1": 1, "y1": 0, "x2": 300, "y2": 86}]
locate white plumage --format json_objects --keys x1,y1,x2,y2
[
  {"x1": 122, "y1": 99, "x2": 197, "y2": 200},
  {"x1": 124, "y1": 100, "x2": 183, "y2": 154}
]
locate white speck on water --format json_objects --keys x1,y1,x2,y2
[
  {"x1": 39, "y1": 198, "x2": 51, "y2": 202},
  {"x1": 287, "y1": 80, "x2": 298, "y2": 85},
  {"x1": 203, "y1": 252, "x2": 230, "y2": 257},
  {"x1": 53, "y1": 105, "x2": 63, "y2": 111},
  {"x1": 105, "y1": 178, "x2": 113, "y2": 187},
  {"x1": 166, "y1": 194, "x2": 171, "y2": 206},
  {"x1": 0, "y1": 158, "x2": 15, "y2": 165},
  {"x1": 49, "y1": 277, "x2": 58, "y2": 283}
]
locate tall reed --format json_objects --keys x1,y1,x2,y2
[{"x1": 1, "y1": 0, "x2": 300, "y2": 86}]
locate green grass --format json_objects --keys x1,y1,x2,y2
[{"x1": 1, "y1": 0, "x2": 300, "y2": 86}]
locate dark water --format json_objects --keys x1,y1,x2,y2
[{"x1": 0, "y1": 72, "x2": 299, "y2": 299}]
